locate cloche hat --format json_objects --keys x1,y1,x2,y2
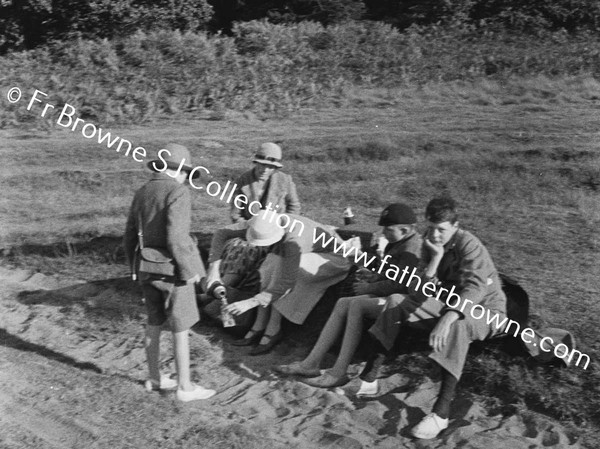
[
  {"x1": 253, "y1": 142, "x2": 283, "y2": 168},
  {"x1": 246, "y1": 212, "x2": 286, "y2": 246}
]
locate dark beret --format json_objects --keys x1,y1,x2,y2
[{"x1": 378, "y1": 203, "x2": 417, "y2": 226}]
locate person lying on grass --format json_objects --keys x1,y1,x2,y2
[
  {"x1": 360, "y1": 196, "x2": 508, "y2": 440},
  {"x1": 273, "y1": 203, "x2": 422, "y2": 388},
  {"x1": 205, "y1": 211, "x2": 352, "y2": 355}
]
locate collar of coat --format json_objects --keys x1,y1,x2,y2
[{"x1": 443, "y1": 228, "x2": 463, "y2": 252}]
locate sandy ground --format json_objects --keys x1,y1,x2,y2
[
  {"x1": 0, "y1": 265, "x2": 582, "y2": 449},
  {"x1": 2, "y1": 91, "x2": 596, "y2": 447}
]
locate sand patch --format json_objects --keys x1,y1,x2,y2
[{"x1": 0, "y1": 267, "x2": 583, "y2": 448}]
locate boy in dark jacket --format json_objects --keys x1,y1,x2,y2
[
  {"x1": 274, "y1": 203, "x2": 423, "y2": 388},
  {"x1": 124, "y1": 143, "x2": 216, "y2": 402},
  {"x1": 365, "y1": 197, "x2": 507, "y2": 439}
]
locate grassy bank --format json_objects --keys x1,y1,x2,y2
[
  {"x1": 1, "y1": 21, "x2": 600, "y2": 128},
  {"x1": 2, "y1": 16, "x2": 600, "y2": 447},
  {"x1": 1, "y1": 78, "x2": 599, "y2": 444}
]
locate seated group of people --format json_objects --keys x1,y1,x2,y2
[{"x1": 124, "y1": 142, "x2": 511, "y2": 440}]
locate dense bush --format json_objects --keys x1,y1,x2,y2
[
  {"x1": 362, "y1": 0, "x2": 600, "y2": 33},
  {"x1": 211, "y1": 0, "x2": 600, "y2": 33},
  {"x1": 2, "y1": 21, "x2": 600, "y2": 128},
  {"x1": 3, "y1": 0, "x2": 600, "y2": 54},
  {"x1": 0, "y1": 0, "x2": 213, "y2": 52}
]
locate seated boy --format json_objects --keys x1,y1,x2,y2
[
  {"x1": 362, "y1": 197, "x2": 507, "y2": 439},
  {"x1": 274, "y1": 203, "x2": 422, "y2": 387}
]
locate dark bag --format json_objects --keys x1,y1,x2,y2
[
  {"x1": 139, "y1": 247, "x2": 175, "y2": 276},
  {"x1": 500, "y1": 273, "x2": 529, "y2": 327},
  {"x1": 133, "y1": 213, "x2": 176, "y2": 277}
]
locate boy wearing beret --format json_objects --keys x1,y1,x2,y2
[
  {"x1": 274, "y1": 203, "x2": 423, "y2": 387},
  {"x1": 364, "y1": 197, "x2": 507, "y2": 439}
]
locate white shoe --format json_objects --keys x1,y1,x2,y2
[
  {"x1": 176, "y1": 384, "x2": 216, "y2": 402},
  {"x1": 411, "y1": 413, "x2": 449, "y2": 439},
  {"x1": 356, "y1": 379, "x2": 379, "y2": 397},
  {"x1": 145, "y1": 374, "x2": 178, "y2": 392}
]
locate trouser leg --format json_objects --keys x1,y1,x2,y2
[
  {"x1": 428, "y1": 318, "x2": 473, "y2": 381},
  {"x1": 368, "y1": 294, "x2": 413, "y2": 351}
]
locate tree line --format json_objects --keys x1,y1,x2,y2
[{"x1": 2, "y1": 0, "x2": 600, "y2": 54}]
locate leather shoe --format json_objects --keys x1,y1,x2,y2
[
  {"x1": 249, "y1": 331, "x2": 284, "y2": 355},
  {"x1": 231, "y1": 329, "x2": 264, "y2": 346},
  {"x1": 273, "y1": 361, "x2": 321, "y2": 377},
  {"x1": 302, "y1": 371, "x2": 350, "y2": 388}
]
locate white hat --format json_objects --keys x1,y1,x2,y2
[
  {"x1": 246, "y1": 212, "x2": 285, "y2": 246},
  {"x1": 253, "y1": 142, "x2": 283, "y2": 168}
]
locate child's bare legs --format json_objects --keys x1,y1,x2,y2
[
  {"x1": 300, "y1": 296, "x2": 356, "y2": 370},
  {"x1": 145, "y1": 324, "x2": 162, "y2": 383},
  {"x1": 260, "y1": 307, "x2": 283, "y2": 343},
  {"x1": 173, "y1": 329, "x2": 193, "y2": 391},
  {"x1": 240, "y1": 304, "x2": 271, "y2": 340},
  {"x1": 298, "y1": 295, "x2": 382, "y2": 374},
  {"x1": 327, "y1": 296, "x2": 383, "y2": 378}
]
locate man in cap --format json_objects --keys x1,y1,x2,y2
[
  {"x1": 273, "y1": 203, "x2": 423, "y2": 388},
  {"x1": 206, "y1": 210, "x2": 351, "y2": 355},
  {"x1": 124, "y1": 143, "x2": 216, "y2": 402},
  {"x1": 230, "y1": 142, "x2": 301, "y2": 223}
]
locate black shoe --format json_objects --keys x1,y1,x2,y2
[
  {"x1": 231, "y1": 329, "x2": 264, "y2": 347},
  {"x1": 249, "y1": 331, "x2": 284, "y2": 355}
]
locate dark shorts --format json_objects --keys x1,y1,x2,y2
[{"x1": 140, "y1": 274, "x2": 199, "y2": 333}]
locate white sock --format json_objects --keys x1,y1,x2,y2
[{"x1": 356, "y1": 379, "x2": 378, "y2": 396}]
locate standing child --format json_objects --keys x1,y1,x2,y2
[{"x1": 124, "y1": 143, "x2": 216, "y2": 402}]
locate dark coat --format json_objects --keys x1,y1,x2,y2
[
  {"x1": 435, "y1": 229, "x2": 506, "y2": 317},
  {"x1": 124, "y1": 173, "x2": 205, "y2": 282},
  {"x1": 360, "y1": 232, "x2": 423, "y2": 297}
]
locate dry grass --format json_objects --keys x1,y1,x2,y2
[{"x1": 1, "y1": 78, "x2": 599, "y2": 446}]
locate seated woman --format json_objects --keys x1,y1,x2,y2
[
  {"x1": 274, "y1": 203, "x2": 422, "y2": 388},
  {"x1": 360, "y1": 197, "x2": 509, "y2": 440},
  {"x1": 202, "y1": 143, "x2": 301, "y2": 324},
  {"x1": 206, "y1": 210, "x2": 352, "y2": 355},
  {"x1": 230, "y1": 142, "x2": 301, "y2": 223}
]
